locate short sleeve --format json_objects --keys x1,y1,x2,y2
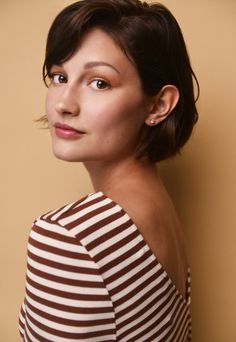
[{"x1": 19, "y1": 213, "x2": 116, "y2": 342}]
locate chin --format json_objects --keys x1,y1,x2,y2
[
  {"x1": 52, "y1": 148, "x2": 99, "y2": 163},
  {"x1": 55, "y1": 155, "x2": 81, "y2": 163},
  {"x1": 52, "y1": 148, "x2": 81, "y2": 163}
]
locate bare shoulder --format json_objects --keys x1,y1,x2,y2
[{"x1": 110, "y1": 183, "x2": 188, "y2": 298}]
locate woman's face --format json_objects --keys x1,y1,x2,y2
[{"x1": 46, "y1": 28, "x2": 152, "y2": 164}]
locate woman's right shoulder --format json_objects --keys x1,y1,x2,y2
[
  {"x1": 35, "y1": 191, "x2": 118, "y2": 233},
  {"x1": 28, "y1": 191, "x2": 120, "y2": 262}
]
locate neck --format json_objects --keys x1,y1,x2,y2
[{"x1": 84, "y1": 157, "x2": 158, "y2": 196}]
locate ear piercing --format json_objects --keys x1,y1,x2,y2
[{"x1": 150, "y1": 119, "x2": 156, "y2": 125}]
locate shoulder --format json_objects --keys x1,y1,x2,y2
[
  {"x1": 28, "y1": 192, "x2": 128, "y2": 283},
  {"x1": 35, "y1": 192, "x2": 129, "y2": 242},
  {"x1": 30, "y1": 191, "x2": 142, "y2": 276},
  {"x1": 24, "y1": 193, "x2": 117, "y2": 340},
  {"x1": 39, "y1": 192, "x2": 114, "y2": 225}
]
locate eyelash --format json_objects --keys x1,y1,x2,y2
[
  {"x1": 49, "y1": 73, "x2": 67, "y2": 84},
  {"x1": 48, "y1": 72, "x2": 111, "y2": 90},
  {"x1": 89, "y1": 79, "x2": 110, "y2": 90}
]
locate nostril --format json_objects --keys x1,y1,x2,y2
[
  {"x1": 53, "y1": 85, "x2": 80, "y2": 116},
  {"x1": 55, "y1": 102, "x2": 79, "y2": 116}
]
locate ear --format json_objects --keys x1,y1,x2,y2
[{"x1": 145, "y1": 85, "x2": 179, "y2": 127}]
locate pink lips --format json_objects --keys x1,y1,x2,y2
[{"x1": 54, "y1": 123, "x2": 85, "y2": 139}]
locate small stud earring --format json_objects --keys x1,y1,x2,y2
[{"x1": 150, "y1": 119, "x2": 156, "y2": 125}]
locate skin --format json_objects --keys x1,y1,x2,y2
[{"x1": 46, "y1": 28, "x2": 188, "y2": 297}]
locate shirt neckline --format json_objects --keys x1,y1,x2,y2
[{"x1": 87, "y1": 191, "x2": 191, "y2": 305}]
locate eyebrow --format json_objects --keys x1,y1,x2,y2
[{"x1": 84, "y1": 61, "x2": 120, "y2": 74}]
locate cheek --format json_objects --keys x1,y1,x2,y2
[
  {"x1": 45, "y1": 91, "x2": 55, "y2": 120},
  {"x1": 88, "y1": 96, "x2": 144, "y2": 128},
  {"x1": 45, "y1": 93, "x2": 50, "y2": 116},
  {"x1": 90, "y1": 102, "x2": 145, "y2": 148},
  {"x1": 106, "y1": 101, "x2": 147, "y2": 133}
]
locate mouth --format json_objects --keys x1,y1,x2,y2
[{"x1": 54, "y1": 122, "x2": 85, "y2": 139}]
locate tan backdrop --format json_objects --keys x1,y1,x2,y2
[{"x1": 1, "y1": 0, "x2": 235, "y2": 341}]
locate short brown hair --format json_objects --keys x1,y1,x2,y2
[{"x1": 43, "y1": 0, "x2": 199, "y2": 162}]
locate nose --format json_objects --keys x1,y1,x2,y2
[{"x1": 55, "y1": 84, "x2": 80, "y2": 116}]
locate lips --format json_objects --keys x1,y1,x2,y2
[{"x1": 54, "y1": 122, "x2": 85, "y2": 139}]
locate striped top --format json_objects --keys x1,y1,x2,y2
[{"x1": 19, "y1": 191, "x2": 191, "y2": 342}]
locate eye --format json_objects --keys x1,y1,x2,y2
[
  {"x1": 50, "y1": 73, "x2": 67, "y2": 84},
  {"x1": 90, "y1": 79, "x2": 110, "y2": 90}
]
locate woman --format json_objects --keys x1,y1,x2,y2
[{"x1": 19, "y1": 0, "x2": 198, "y2": 341}]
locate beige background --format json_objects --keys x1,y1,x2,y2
[{"x1": 1, "y1": 0, "x2": 235, "y2": 341}]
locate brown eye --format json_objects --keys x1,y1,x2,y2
[
  {"x1": 90, "y1": 79, "x2": 110, "y2": 90},
  {"x1": 51, "y1": 74, "x2": 67, "y2": 84}
]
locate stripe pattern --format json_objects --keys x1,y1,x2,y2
[{"x1": 19, "y1": 192, "x2": 191, "y2": 341}]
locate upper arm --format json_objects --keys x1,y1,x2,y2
[{"x1": 22, "y1": 217, "x2": 116, "y2": 341}]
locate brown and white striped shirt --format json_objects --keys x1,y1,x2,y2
[{"x1": 19, "y1": 191, "x2": 191, "y2": 341}]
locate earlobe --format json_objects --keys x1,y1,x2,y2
[{"x1": 145, "y1": 85, "x2": 179, "y2": 126}]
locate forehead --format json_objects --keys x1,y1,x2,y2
[{"x1": 67, "y1": 28, "x2": 136, "y2": 73}]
